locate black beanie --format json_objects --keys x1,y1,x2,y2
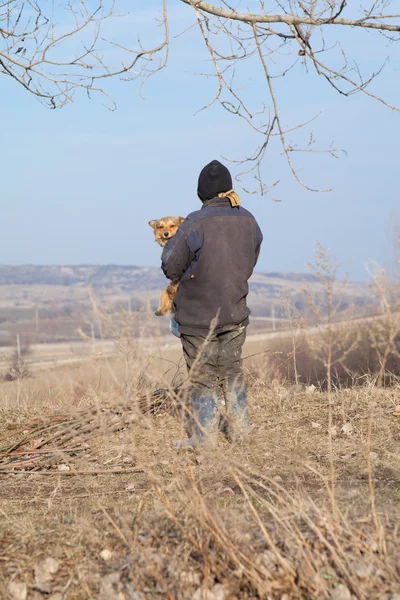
[{"x1": 197, "y1": 160, "x2": 233, "y2": 202}]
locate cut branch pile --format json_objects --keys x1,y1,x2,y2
[{"x1": 0, "y1": 387, "x2": 180, "y2": 474}]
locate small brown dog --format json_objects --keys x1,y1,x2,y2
[{"x1": 149, "y1": 216, "x2": 185, "y2": 316}]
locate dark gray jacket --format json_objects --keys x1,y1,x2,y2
[{"x1": 161, "y1": 197, "x2": 263, "y2": 335}]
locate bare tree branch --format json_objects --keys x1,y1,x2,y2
[
  {"x1": 0, "y1": 1, "x2": 170, "y2": 109},
  {"x1": 1, "y1": 1, "x2": 399, "y2": 193},
  {"x1": 181, "y1": 1, "x2": 400, "y2": 32}
]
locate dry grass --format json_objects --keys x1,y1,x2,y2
[
  {"x1": 254, "y1": 318, "x2": 400, "y2": 389},
  {"x1": 0, "y1": 345, "x2": 400, "y2": 600}
]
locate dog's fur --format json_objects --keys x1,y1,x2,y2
[{"x1": 149, "y1": 216, "x2": 184, "y2": 316}]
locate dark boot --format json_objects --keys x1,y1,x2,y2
[
  {"x1": 174, "y1": 389, "x2": 219, "y2": 450},
  {"x1": 224, "y1": 381, "x2": 253, "y2": 442}
]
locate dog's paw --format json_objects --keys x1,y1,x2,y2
[{"x1": 155, "y1": 310, "x2": 164, "y2": 316}]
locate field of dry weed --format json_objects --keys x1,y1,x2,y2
[{"x1": 0, "y1": 343, "x2": 400, "y2": 600}]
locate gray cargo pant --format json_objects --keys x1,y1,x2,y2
[{"x1": 180, "y1": 325, "x2": 250, "y2": 444}]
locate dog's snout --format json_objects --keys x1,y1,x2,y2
[{"x1": 163, "y1": 232, "x2": 170, "y2": 238}]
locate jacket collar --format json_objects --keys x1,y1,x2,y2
[{"x1": 201, "y1": 197, "x2": 231, "y2": 210}]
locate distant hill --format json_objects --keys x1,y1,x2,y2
[
  {"x1": 0, "y1": 264, "x2": 372, "y2": 306},
  {"x1": 0, "y1": 265, "x2": 165, "y2": 290},
  {"x1": 0, "y1": 265, "x2": 376, "y2": 346},
  {"x1": 0, "y1": 264, "x2": 317, "y2": 288}
]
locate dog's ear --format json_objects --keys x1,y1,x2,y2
[
  {"x1": 148, "y1": 220, "x2": 157, "y2": 229},
  {"x1": 178, "y1": 217, "x2": 185, "y2": 225}
]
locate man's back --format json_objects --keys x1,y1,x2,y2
[{"x1": 162, "y1": 195, "x2": 262, "y2": 334}]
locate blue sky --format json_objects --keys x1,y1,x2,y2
[{"x1": 1, "y1": 2, "x2": 399, "y2": 280}]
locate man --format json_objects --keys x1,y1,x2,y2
[{"x1": 161, "y1": 160, "x2": 263, "y2": 449}]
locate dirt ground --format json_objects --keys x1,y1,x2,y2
[{"x1": 0, "y1": 343, "x2": 400, "y2": 599}]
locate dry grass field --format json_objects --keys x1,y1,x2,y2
[{"x1": 1, "y1": 332, "x2": 400, "y2": 600}]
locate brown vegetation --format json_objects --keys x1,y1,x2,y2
[
  {"x1": 1, "y1": 247, "x2": 399, "y2": 598},
  {"x1": 0, "y1": 336, "x2": 399, "y2": 599},
  {"x1": 258, "y1": 317, "x2": 400, "y2": 389}
]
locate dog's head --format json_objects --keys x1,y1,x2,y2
[{"x1": 148, "y1": 216, "x2": 185, "y2": 247}]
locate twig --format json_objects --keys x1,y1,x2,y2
[
  {"x1": 0, "y1": 467, "x2": 145, "y2": 475},
  {"x1": 0, "y1": 448, "x2": 84, "y2": 457}
]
